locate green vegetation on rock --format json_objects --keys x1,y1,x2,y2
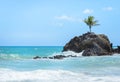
[{"x1": 84, "y1": 16, "x2": 99, "y2": 32}]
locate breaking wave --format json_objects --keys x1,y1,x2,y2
[
  {"x1": 0, "y1": 68, "x2": 120, "y2": 82},
  {"x1": 0, "y1": 51, "x2": 120, "y2": 60},
  {"x1": 0, "y1": 54, "x2": 22, "y2": 60},
  {"x1": 0, "y1": 51, "x2": 84, "y2": 60},
  {"x1": 50, "y1": 51, "x2": 84, "y2": 57}
]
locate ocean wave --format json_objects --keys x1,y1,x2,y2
[
  {"x1": 0, "y1": 51, "x2": 120, "y2": 60},
  {"x1": 0, "y1": 68, "x2": 120, "y2": 82},
  {"x1": 51, "y1": 51, "x2": 84, "y2": 57},
  {"x1": 0, "y1": 51, "x2": 83, "y2": 60},
  {"x1": 0, "y1": 54, "x2": 22, "y2": 60}
]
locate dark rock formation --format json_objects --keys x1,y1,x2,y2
[
  {"x1": 53, "y1": 55, "x2": 66, "y2": 59},
  {"x1": 113, "y1": 46, "x2": 120, "y2": 53},
  {"x1": 33, "y1": 56, "x2": 41, "y2": 59},
  {"x1": 66, "y1": 55, "x2": 77, "y2": 57},
  {"x1": 63, "y1": 32, "x2": 112, "y2": 56},
  {"x1": 43, "y1": 57, "x2": 48, "y2": 59},
  {"x1": 49, "y1": 57, "x2": 54, "y2": 59},
  {"x1": 33, "y1": 55, "x2": 78, "y2": 60}
]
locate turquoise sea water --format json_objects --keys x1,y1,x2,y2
[{"x1": 0, "y1": 46, "x2": 120, "y2": 82}]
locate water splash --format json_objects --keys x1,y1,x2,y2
[{"x1": 0, "y1": 68, "x2": 120, "y2": 82}]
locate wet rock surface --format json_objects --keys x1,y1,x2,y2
[
  {"x1": 63, "y1": 32, "x2": 112, "y2": 56},
  {"x1": 33, "y1": 32, "x2": 120, "y2": 59},
  {"x1": 33, "y1": 55, "x2": 78, "y2": 60}
]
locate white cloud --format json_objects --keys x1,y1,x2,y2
[
  {"x1": 83, "y1": 9, "x2": 93, "y2": 14},
  {"x1": 53, "y1": 15, "x2": 82, "y2": 27},
  {"x1": 103, "y1": 7, "x2": 113, "y2": 11},
  {"x1": 55, "y1": 15, "x2": 82, "y2": 22},
  {"x1": 55, "y1": 15, "x2": 74, "y2": 21}
]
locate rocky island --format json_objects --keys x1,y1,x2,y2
[
  {"x1": 63, "y1": 32, "x2": 112, "y2": 56},
  {"x1": 62, "y1": 16, "x2": 120, "y2": 56},
  {"x1": 33, "y1": 32, "x2": 120, "y2": 59},
  {"x1": 33, "y1": 16, "x2": 120, "y2": 59}
]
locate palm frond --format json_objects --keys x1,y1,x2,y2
[{"x1": 84, "y1": 16, "x2": 99, "y2": 32}]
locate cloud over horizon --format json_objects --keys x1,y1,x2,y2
[
  {"x1": 103, "y1": 7, "x2": 113, "y2": 11},
  {"x1": 55, "y1": 15, "x2": 74, "y2": 21},
  {"x1": 83, "y1": 9, "x2": 93, "y2": 14},
  {"x1": 55, "y1": 15, "x2": 82, "y2": 22}
]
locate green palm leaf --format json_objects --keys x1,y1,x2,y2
[{"x1": 84, "y1": 16, "x2": 99, "y2": 32}]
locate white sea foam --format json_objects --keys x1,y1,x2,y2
[
  {"x1": 51, "y1": 51, "x2": 84, "y2": 57},
  {"x1": 0, "y1": 54, "x2": 22, "y2": 60},
  {"x1": 62, "y1": 51, "x2": 84, "y2": 57},
  {"x1": 0, "y1": 68, "x2": 120, "y2": 82}
]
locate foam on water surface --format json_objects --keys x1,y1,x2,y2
[
  {"x1": 0, "y1": 68, "x2": 120, "y2": 82},
  {"x1": 1, "y1": 46, "x2": 120, "y2": 82},
  {"x1": 0, "y1": 51, "x2": 83, "y2": 60}
]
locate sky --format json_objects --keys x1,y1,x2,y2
[{"x1": 0, "y1": 0, "x2": 120, "y2": 46}]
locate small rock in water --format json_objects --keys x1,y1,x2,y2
[
  {"x1": 33, "y1": 56, "x2": 41, "y2": 59},
  {"x1": 33, "y1": 55, "x2": 78, "y2": 60},
  {"x1": 71, "y1": 55, "x2": 77, "y2": 57},
  {"x1": 43, "y1": 57, "x2": 48, "y2": 59},
  {"x1": 49, "y1": 57, "x2": 54, "y2": 59},
  {"x1": 53, "y1": 55, "x2": 66, "y2": 59},
  {"x1": 67, "y1": 55, "x2": 77, "y2": 57}
]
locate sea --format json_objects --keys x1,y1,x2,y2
[{"x1": 0, "y1": 46, "x2": 120, "y2": 82}]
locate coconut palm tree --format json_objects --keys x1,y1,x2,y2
[{"x1": 84, "y1": 16, "x2": 99, "y2": 32}]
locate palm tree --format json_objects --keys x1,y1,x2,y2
[{"x1": 84, "y1": 16, "x2": 99, "y2": 32}]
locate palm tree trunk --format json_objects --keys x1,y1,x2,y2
[{"x1": 89, "y1": 26, "x2": 91, "y2": 32}]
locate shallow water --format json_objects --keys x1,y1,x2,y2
[{"x1": 0, "y1": 46, "x2": 120, "y2": 82}]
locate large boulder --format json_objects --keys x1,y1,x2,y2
[{"x1": 63, "y1": 32, "x2": 112, "y2": 56}]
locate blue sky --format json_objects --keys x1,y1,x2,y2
[{"x1": 0, "y1": 0, "x2": 120, "y2": 46}]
